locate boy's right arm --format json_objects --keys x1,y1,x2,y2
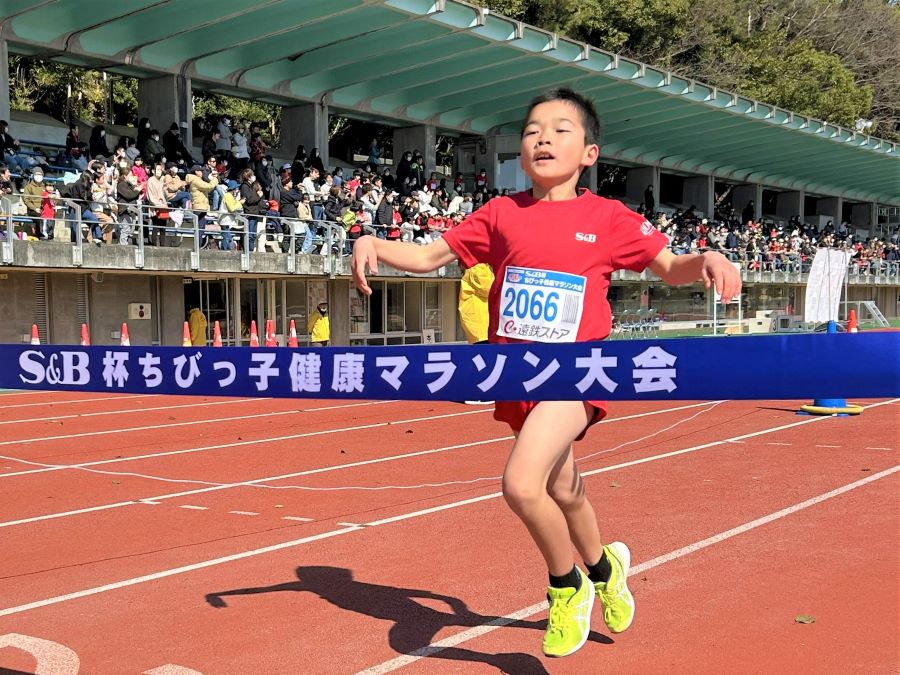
[{"x1": 351, "y1": 235, "x2": 456, "y2": 296}]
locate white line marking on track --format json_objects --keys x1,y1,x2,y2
[
  {"x1": 0, "y1": 400, "x2": 716, "y2": 480},
  {"x1": 0, "y1": 400, "x2": 400, "y2": 448},
  {"x1": 0, "y1": 394, "x2": 161, "y2": 410},
  {"x1": 336, "y1": 522, "x2": 361, "y2": 527},
  {"x1": 0, "y1": 401, "x2": 895, "y2": 619},
  {"x1": 355, "y1": 463, "x2": 900, "y2": 674},
  {"x1": 228, "y1": 511, "x2": 259, "y2": 516},
  {"x1": 282, "y1": 516, "x2": 313, "y2": 522},
  {"x1": 766, "y1": 442, "x2": 791, "y2": 446},
  {"x1": 141, "y1": 501, "x2": 160, "y2": 505},
  {"x1": 177, "y1": 505, "x2": 208, "y2": 511},
  {"x1": 0, "y1": 402, "x2": 721, "y2": 528},
  {"x1": 0, "y1": 397, "x2": 265, "y2": 426},
  {"x1": 866, "y1": 447, "x2": 892, "y2": 451},
  {"x1": 816, "y1": 445, "x2": 840, "y2": 448}
]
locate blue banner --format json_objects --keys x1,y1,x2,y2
[{"x1": 4, "y1": 333, "x2": 899, "y2": 401}]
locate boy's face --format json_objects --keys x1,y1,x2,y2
[{"x1": 520, "y1": 99, "x2": 598, "y2": 187}]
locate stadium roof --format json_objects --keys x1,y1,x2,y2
[{"x1": 2, "y1": 0, "x2": 898, "y2": 204}]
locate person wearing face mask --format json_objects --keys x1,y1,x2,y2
[
  {"x1": 239, "y1": 168, "x2": 264, "y2": 252},
  {"x1": 143, "y1": 129, "x2": 164, "y2": 164},
  {"x1": 89, "y1": 125, "x2": 110, "y2": 159},
  {"x1": 307, "y1": 302, "x2": 330, "y2": 346},
  {"x1": 146, "y1": 162, "x2": 169, "y2": 246},
  {"x1": 136, "y1": 117, "x2": 152, "y2": 155},
  {"x1": 116, "y1": 167, "x2": 143, "y2": 246},
  {"x1": 22, "y1": 166, "x2": 46, "y2": 238},
  {"x1": 163, "y1": 162, "x2": 190, "y2": 208},
  {"x1": 230, "y1": 123, "x2": 249, "y2": 173},
  {"x1": 216, "y1": 116, "x2": 233, "y2": 157},
  {"x1": 163, "y1": 122, "x2": 193, "y2": 165}
]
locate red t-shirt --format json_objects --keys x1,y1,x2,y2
[{"x1": 442, "y1": 189, "x2": 668, "y2": 345}]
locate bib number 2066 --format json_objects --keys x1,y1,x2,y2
[{"x1": 502, "y1": 288, "x2": 559, "y2": 322}]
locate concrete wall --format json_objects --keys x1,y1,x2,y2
[
  {"x1": 282, "y1": 103, "x2": 330, "y2": 165},
  {"x1": 0, "y1": 271, "x2": 36, "y2": 343},
  {"x1": 393, "y1": 125, "x2": 436, "y2": 177},
  {"x1": 86, "y1": 273, "x2": 157, "y2": 346},
  {"x1": 327, "y1": 278, "x2": 350, "y2": 346},
  {"x1": 157, "y1": 275, "x2": 186, "y2": 346},
  {"x1": 49, "y1": 272, "x2": 83, "y2": 344},
  {"x1": 625, "y1": 166, "x2": 658, "y2": 208},
  {"x1": 137, "y1": 75, "x2": 193, "y2": 147},
  {"x1": 775, "y1": 191, "x2": 804, "y2": 222},
  {"x1": 683, "y1": 175, "x2": 713, "y2": 218}
]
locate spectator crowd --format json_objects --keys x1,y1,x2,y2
[{"x1": 0, "y1": 115, "x2": 896, "y2": 274}]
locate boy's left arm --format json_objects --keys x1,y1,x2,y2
[{"x1": 648, "y1": 248, "x2": 742, "y2": 303}]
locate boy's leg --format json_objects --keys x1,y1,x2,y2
[
  {"x1": 546, "y1": 445, "x2": 603, "y2": 566},
  {"x1": 503, "y1": 400, "x2": 596, "y2": 657},
  {"x1": 502, "y1": 400, "x2": 594, "y2": 576}
]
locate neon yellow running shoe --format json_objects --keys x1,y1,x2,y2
[
  {"x1": 594, "y1": 541, "x2": 635, "y2": 633},
  {"x1": 542, "y1": 567, "x2": 594, "y2": 657}
]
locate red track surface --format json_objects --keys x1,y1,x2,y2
[{"x1": 0, "y1": 391, "x2": 896, "y2": 674}]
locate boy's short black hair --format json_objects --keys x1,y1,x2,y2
[{"x1": 523, "y1": 87, "x2": 602, "y2": 146}]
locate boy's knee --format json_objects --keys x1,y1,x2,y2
[
  {"x1": 548, "y1": 476, "x2": 585, "y2": 512},
  {"x1": 501, "y1": 474, "x2": 543, "y2": 511}
]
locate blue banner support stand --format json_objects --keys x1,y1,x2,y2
[{"x1": 798, "y1": 321, "x2": 865, "y2": 417}]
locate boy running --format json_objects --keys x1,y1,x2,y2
[{"x1": 351, "y1": 88, "x2": 741, "y2": 657}]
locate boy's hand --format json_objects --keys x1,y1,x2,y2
[
  {"x1": 351, "y1": 235, "x2": 378, "y2": 295},
  {"x1": 701, "y1": 251, "x2": 741, "y2": 303}
]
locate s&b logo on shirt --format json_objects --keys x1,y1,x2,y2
[{"x1": 575, "y1": 232, "x2": 596, "y2": 243}]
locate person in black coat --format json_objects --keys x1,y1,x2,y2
[
  {"x1": 238, "y1": 168, "x2": 265, "y2": 252},
  {"x1": 163, "y1": 123, "x2": 193, "y2": 165},
  {"x1": 278, "y1": 176, "x2": 305, "y2": 253},
  {"x1": 89, "y1": 125, "x2": 110, "y2": 159}
]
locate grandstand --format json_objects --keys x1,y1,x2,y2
[{"x1": 0, "y1": 0, "x2": 897, "y2": 346}]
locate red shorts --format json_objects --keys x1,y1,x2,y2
[{"x1": 494, "y1": 400, "x2": 608, "y2": 441}]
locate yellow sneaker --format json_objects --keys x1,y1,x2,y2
[
  {"x1": 594, "y1": 541, "x2": 635, "y2": 633},
  {"x1": 542, "y1": 567, "x2": 594, "y2": 657}
]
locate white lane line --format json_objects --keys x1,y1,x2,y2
[
  {"x1": 0, "y1": 402, "x2": 722, "y2": 528},
  {"x1": 866, "y1": 447, "x2": 892, "y2": 451},
  {"x1": 178, "y1": 505, "x2": 208, "y2": 511},
  {"x1": 0, "y1": 406, "x2": 491, "y2": 479},
  {"x1": 2, "y1": 455, "x2": 896, "y2": 623},
  {"x1": 337, "y1": 522, "x2": 361, "y2": 527},
  {"x1": 0, "y1": 397, "x2": 265, "y2": 426},
  {"x1": 228, "y1": 511, "x2": 259, "y2": 516},
  {"x1": 282, "y1": 516, "x2": 313, "y2": 522},
  {"x1": 0, "y1": 400, "x2": 716, "y2": 480},
  {"x1": 356, "y1": 464, "x2": 900, "y2": 675},
  {"x1": 766, "y1": 442, "x2": 791, "y2": 446},
  {"x1": 816, "y1": 445, "x2": 840, "y2": 448},
  {"x1": 141, "y1": 501, "x2": 161, "y2": 505},
  {"x1": 0, "y1": 394, "x2": 161, "y2": 410},
  {"x1": 0, "y1": 399, "x2": 400, "y2": 449}
]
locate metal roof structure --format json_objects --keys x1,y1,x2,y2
[{"x1": 2, "y1": 0, "x2": 897, "y2": 203}]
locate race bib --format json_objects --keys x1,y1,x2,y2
[{"x1": 496, "y1": 266, "x2": 585, "y2": 343}]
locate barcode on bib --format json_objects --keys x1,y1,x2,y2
[{"x1": 561, "y1": 295, "x2": 580, "y2": 324}]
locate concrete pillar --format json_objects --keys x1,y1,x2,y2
[
  {"x1": 0, "y1": 40, "x2": 10, "y2": 125},
  {"x1": 683, "y1": 175, "x2": 714, "y2": 219},
  {"x1": 817, "y1": 196, "x2": 842, "y2": 223},
  {"x1": 393, "y1": 125, "x2": 436, "y2": 177},
  {"x1": 137, "y1": 75, "x2": 193, "y2": 147},
  {"x1": 282, "y1": 102, "x2": 330, "y2": 167},
  {"x1": 327, "y1": 278, "x2": 350, "y2": 346},
  {"x1": 474, "y1": 134, "x2": 526, "y2": 192},
  {"x1": 775, "y1": 190, "x2": 804, "y2": 222},
  {"x1": 851, "y1": 203, "x2": 877, "y2": 233},
  {"x1": 625, "y1": 166, "x2": 659, "y2": 209},
  {"x1": 732, "y1": 184, "x2": 762, "y2": 221}
]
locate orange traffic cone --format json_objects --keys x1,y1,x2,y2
[
  {"x1": 120, "y1": 322, "x2": 130, "y2": 347},
  {"x1": 264, "y1": 319, "x2": 277, "y2": 347},
  {"x1": 182, "y1": 321, "x2": 192, "y2": 347},
  {"x1": 249, "y1": 320, "x2": 259, "y2": 347},
  {"x1": 80, "y1": 323, "x2": 90, "y2": 346},
  {"x1": 848, "y1": 309, "x2": 858, "y2": 333},
  {"x1": 288, "y1": 319, "x2": 299, "y2": 348},
  {"x1": 212, "y1": 321, "x2": 223, "y2": 347},
  {"x1": 29, "y1": 324, "x2": 40, "y2": 345}
]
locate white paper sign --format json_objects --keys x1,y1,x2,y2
[{"x1": 804, "y1": 248, "x2": 849, "y2": 323}]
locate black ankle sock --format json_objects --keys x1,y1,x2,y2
[
  {"x1": 586, "y1": 551, "x2": 612, "y2": 584},
  {"x1": 548, "y1": 566, "x2": 581, "y2": 590}
]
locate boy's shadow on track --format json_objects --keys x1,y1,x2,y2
[{"x1": 206, "y1": 566, "x2": 612, "y2": 674}]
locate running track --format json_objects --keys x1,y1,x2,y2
[{"x1": 0, "y1": 391, "x2": 896, "y2": 674}]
